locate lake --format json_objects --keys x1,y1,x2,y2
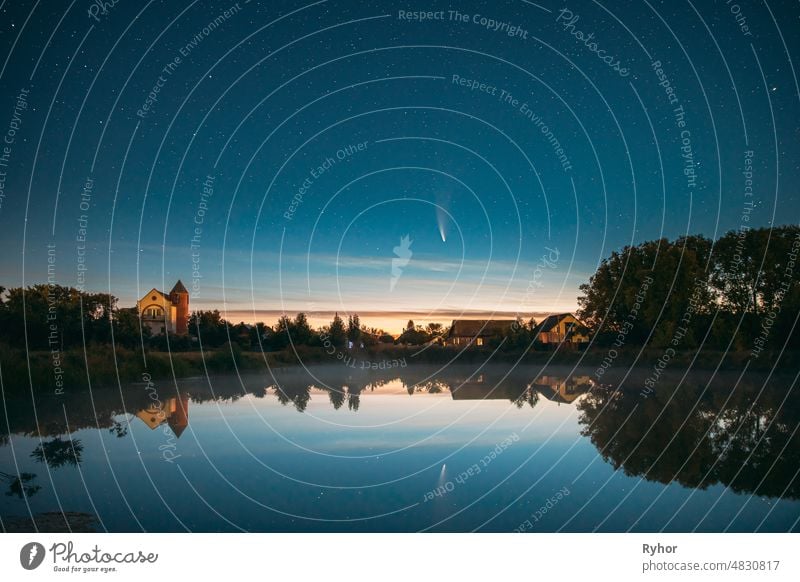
[{"x1": 1, "y1": 363, "x2": 798, "y2": 532}]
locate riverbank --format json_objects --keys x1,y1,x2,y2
[{"x1": 0, "y1": 341, "x2": 795, "y2": 395}]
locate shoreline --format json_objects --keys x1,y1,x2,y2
[{"x1": 1, "y1": 342, "x2": 795, "y2": 395}]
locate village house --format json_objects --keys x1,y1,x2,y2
[
  {"x1": 535, "y1": 313, "x2": 590, "y2": 346},
  {"x1": 445, "y1": 314, "x2": 590, "y2": 349},
  {"x1": 445, "y1": 319, "x2": 517, "y2": 347},
  {"x1": 136, "y1": 280, "x2": 190, "y2": 336}
]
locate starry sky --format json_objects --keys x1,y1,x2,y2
[{"x1": 0, "y1": 0, "x2": 797, "y2": 332}]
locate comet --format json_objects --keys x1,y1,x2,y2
[
  {"x1": 435, "y1": 205, "x2": 449, "y2": 242},
  {"x1": 437, "y1": 463, "x2": 447, "y2": 487}
]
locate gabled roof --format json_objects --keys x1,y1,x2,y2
[
  {"x1": 536, "y1": 313, "x2": 582, "y2": 333},
  {"x1": 448, "y1": 319, "x2": 517, "y2": 338},
  {"x1": 140, "y1": 288, "x2": 169, "y2": 302},
  {"x1": 170, "y1": 280, "x2": 188, "y2": 294}
]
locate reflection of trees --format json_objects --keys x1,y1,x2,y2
[
  {"x1": 514, "y1": 386, "x2": 539, "y2": 409},
  {"x1": 109, "y1": 420, "x2": 129, "y2": 438},
  {"x1": 417, "y1": 380, "x2": 448, "y2": 394},
  {"x1": 328, "y1": 386, "x2": 346, "y2": 410},
  {"x1": 30, "y1": 437, "x2": 84, "y2": 468},
  {"x1": 274, "y1": 382, "x2": 311, "y2": 412},
  {"x1": 264, "y1": 369, "x2": 591, "y2": 412},
  {"x1": 0, "y1": 471, "x2": 40, "y2": 499},
  {"x1": 578, "y1": 380, "x2": 800, "y2": 498},
  {"x1": 347, "y1": 384, "x2": 363, "y2": 412}
]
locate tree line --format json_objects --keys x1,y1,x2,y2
[
  {"x1": 577, "y1": 225, "x2": 800, "y2": 353},
  {"x1": 2, "y1": 225, "x2": 797, "y2": 358},
  {"x1": 0, "y1": 287, "x2": 401, "y2": 352}
]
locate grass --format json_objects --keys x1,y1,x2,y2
[{"x1": 0, "y1": 341, "x2": 792, "y2": 396}]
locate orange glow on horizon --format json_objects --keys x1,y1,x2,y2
[{"x1": 219, "y1": 306, "x2": 579, "y2": 335}]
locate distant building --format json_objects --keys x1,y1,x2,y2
[
  {"x1": 535, "y1": 313, "x2": 589, "y2": 345},
  {"x1": 445, "y1": 319, "x2": 517, "y2": 347},
  {"x1": 137, "y1": 280, "x2": 189, "y2": 336}
]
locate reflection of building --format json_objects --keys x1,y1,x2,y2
[
  {"x1": 450, "y1": 382, "x2": 522, "y2": 400},
  {"x1": 134, "y1": 394, "x2": 189, "y2": 437},
  {"x1": 136, "y1": 281, "x2": 189, "y2": 336},
  {"x1": 534, "y1": 375, "x2": 592, "y2": 404},
  {"x1": 445, "y1": 320, "x2": 516, "y2": 347},
  {"x1": 448, "y1": 374, "x2": 592, "y2": 404},
  {"x1": 535, "y1": 313, "x2": 590, "y2": 345}
]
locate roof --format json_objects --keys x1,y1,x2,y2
[
  {"x1": 448, "y1": 319, "x2": 517, "y2": 338},
  {"x1": 536, "y1": 313, "x2": 581, "y2": 333},
  {"x1": 140, "y1": 288, "x2": 170, "y2": 302},
  {"x1": 170, "y1": 280, "x2": 188, "y2": 294}
]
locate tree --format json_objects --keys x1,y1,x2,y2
[
  {"x1": 577, "y1": 236, "x2": 714, "y2": 348},
  {"x1": 0, "y1": 285, "x2": 117, "y2": 349},
  {"x1": 711, "y1": 226, "x2": 800, "y2": 316},
  {"x1": 499, "y1": 317, "x2": 532, "y2": 351},
  {"x1": 293, "y1": 312, "x2": 312, "y2": 345},
  {"x1": 347, "y1": 314, "x2": 361, "y2": 342},
  {"x1": 268, "y1": 315, "x2": 292, "y2": 351},
  {"x1": 425, "y1": 322, "x2": 443, "y2": 336},
  {"x1": 189, "y1": 310, "x2": 228, "y2": 347},
  {"x1": 113, "y1": 307, "x2": 150, "y2": 348},
  {"x1": 395, "y1": 326, "x2": 431, "y2": 345},
  {"x1": 329, "y1": 312, "x2": 346, "y2": 347}
]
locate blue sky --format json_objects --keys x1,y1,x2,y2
[{"x1": 0, "y1": 0, "x2": 797, "y2": 332}]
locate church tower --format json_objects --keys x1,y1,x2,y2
[{"x1": 169, "y1": 280, "x2": 190, "y2": 335}]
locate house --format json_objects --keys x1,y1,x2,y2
[
  {"x1": 535, "y1": 313, "x2": 589, "y2": 345},
  {"x1": 136, "y1": 280, "x2": 189, "y2": 336},
  {"x1": 445, "y1": 319, "x2": 517, "y2": 347}
]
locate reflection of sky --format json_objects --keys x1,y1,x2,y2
[{"x1": 2, "y1": 380, "x2": 799, "y2": 532}]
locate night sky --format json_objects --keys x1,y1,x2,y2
[{"x1": 0, "y1": 0, "x2": 797, "y2": 332}]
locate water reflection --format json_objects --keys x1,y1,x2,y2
[
  {"x1": 271, "y1": 369, "x2": 593, "y2": 412},
  {"x1": 1, "y1": 365, "x2": 798, "y2": 510},
  {"x1": 30, "y1": 437, "x2": 83, "y2": 468},
  {"x1": 1, "y1": 470, "x2": 40, "y2": 499},
  {"x1": 578, "y1": 379, "x2": 800, "y2": 499},
  {"x1": 134, "y1": 394, "x2": 189, "y2": 438}
]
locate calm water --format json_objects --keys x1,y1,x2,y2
[{"x1": 1, "y1": 364, "x2": 798, "y2": 532}]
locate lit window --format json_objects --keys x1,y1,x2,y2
[{"x1": 476, "y1": 338, "x2": 484, "y2": 346}]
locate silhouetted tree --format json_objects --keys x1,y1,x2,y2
[
  {"x1": 1, "y1": 471, "x2": 40, "y2": 499},
  {"x1": 347, "y1": 314, "x2": 361, "y2": 342},
  {"x1": 113, "y1": 307, "x2": 151, "y2": 348},
  {"x1": 293, "y1": 313, "x2": 312, "y2": 345},
  {"x1": 189, "y1": 310, "x2": 228, "y2": 347},
  {"x1": 30, "y1": 437, "x2": 83, "y2": 468}
]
